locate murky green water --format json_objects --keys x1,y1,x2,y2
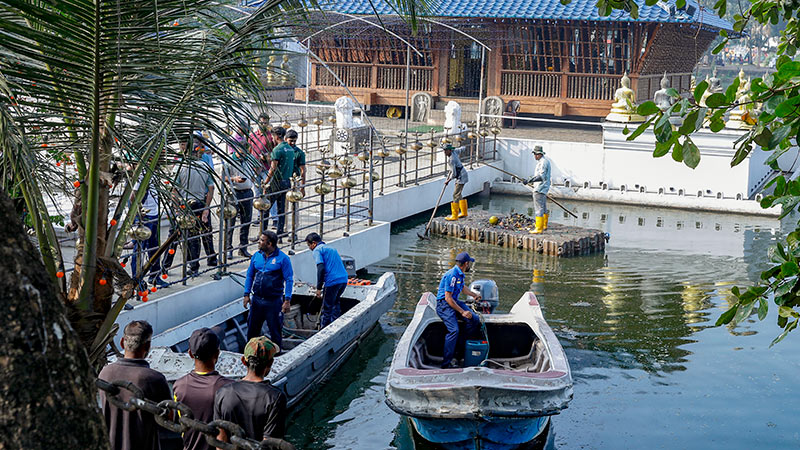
[{"x1": 286, "y1": 195, "x2": 800, "y2": 449}]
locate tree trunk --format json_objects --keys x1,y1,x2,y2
[{"x1": 0, "y1": 188, "x2": 109, "y2": 449}]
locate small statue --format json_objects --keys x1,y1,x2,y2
[
  {"x1": 727, "y1": 69, "x2": 753, "y2": 129},
  {"x1": 653, "y1": 73, "x2": 674, "y2": 112},
  {"x1": 606, "y1": 72, "x2": 645, "y2": 123},
  {"x1": 412, "y1": 93, "x2": 431, "y2": 122},
  {"x1": 280, "y1": 55, "x2": 293, "y2": 86},
  {"x1": 708, "y1": 67, "x2": 722, "y2": 93},
  {"x1": 265, "y1": 55, "x2": 277, "y2": 85}
]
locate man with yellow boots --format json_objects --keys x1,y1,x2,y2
[
  {"x1": 526, "y1": 146, "x2": 550, "y2": 234},
  {"x1": 444, "y1": 144, "x2": 469, "y2": 221}
]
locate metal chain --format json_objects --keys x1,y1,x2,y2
[{"x1": 96, "y1": 379, "x2": 295, "y2": 450}]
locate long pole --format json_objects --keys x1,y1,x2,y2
[
  {"x1": 368, "y1": 130, "x2": 374, "y2": 226},
  {"x1": 477, "y1": 160, "x2": 578, "y2": 218},
  {"x1": 404, "y1": 44, "x2": 411, "y2": 187},
  {"x1": 305, "y1": 37, "x2": 310, "y2": 118},
  {"x1": 477, "y1": 46, "x2": 485, "y2": 127}
]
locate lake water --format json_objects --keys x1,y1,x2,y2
[{"x1": 286, "y1": 195, "x2": 800, "y2": 449}]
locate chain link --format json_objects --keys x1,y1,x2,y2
[{"x1": 96, "y1": 379, "x2": 296, "y2": 450}]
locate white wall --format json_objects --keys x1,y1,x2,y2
[{"x1": 495, "y1": 124, "x2": 799, "y2": 201}]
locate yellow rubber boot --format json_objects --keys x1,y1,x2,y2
[
  {"x1": 458, "y1": 199, "x2": 468, "y2": 218},
  {"x1": 445, "y1": 202, "x2": 460, "y2": 221},
  {"x1": 530, "y1": 216, "x2": 544, "y2": 234},
  {"x1": 543, "y1": 213, "x2": 549, "y2": 231}
]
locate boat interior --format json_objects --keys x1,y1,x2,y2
[
  {"x1": 167, "y1": 293, "x2": 360, "y2": 354},
  {"x1": 407, "y1": 321, "x2": 552, "y2": 371}
]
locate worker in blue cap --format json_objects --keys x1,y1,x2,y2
[{"x1": 436, "y1": 252, "x2": 483, "y2": 368}]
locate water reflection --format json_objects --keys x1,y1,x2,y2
[{"x1": 286, "y1": 195, "x2": 800, "y2": 449}]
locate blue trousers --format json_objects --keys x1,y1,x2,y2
[
  {"x1": 247, "y1": 295, "x2": 283, "y2": 348},
  {"x1": 320, "y1": 283, "x2": 347, "y2": 328},
  {"x1": 132, "y1": 215, "x2": 160, "y2": 280},
  {"x1": 437, "y1": 300, "x2": 481, "y2": 368}
]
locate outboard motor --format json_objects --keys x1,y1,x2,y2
[
  {"x1": 341, "y1": 255, "x2": 357, "y2": 277},
  {"x1": 468, "y1": 279, "x2": 499, "y2": 313}
]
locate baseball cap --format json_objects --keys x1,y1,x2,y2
[
  {"x1": 443, "y1": 144, "x2": 454, "y2": 151},
  {"x1": 455, "y1": 252, "x2": 475, "y2": 263},
  {"x1": 243, "y1": 336, "x2": 280, "y2": 364},
  {"x1": 188, "y1": 328, "x2": 220, "y2": 360}
]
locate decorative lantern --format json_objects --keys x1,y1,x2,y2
[
  {"x1": 371, "y1": 170, "x2": 380, "y2": 182},
  {"x1": 478, "y1": 128, "x2": 490, "y2": 137},
  {"x1": 328, "y1": 166, "x2": 344, "y2": 179},
  {"x1": 357, "y1": 151, "x2": 369, "y2": 162},
  {"x1": 426, "y1": 139, "x2": 437, "y2": 148},
  {"x1": 253, "y1": 197, "x2": 272, "y2": 211},
  {"x1": 490, "y1": 126, "x2": 502, "y2": 135},
  {"x1": 328, "y1": 114, "x2": 336, "y2": 124},
  {"x1": 467, "y1": 130, "x2": 478, "y2": 139},
  {"x1": 313, "y1": 116, "x2": 323, "y2": 126},
  {"x1": 376, "y1": 148, "x2": 390, "y2": 158},
  {"x1": 222, "y1": 204, "x2": 238, "y2": 219},
  {"x1": 441, "y1": 136, "x2": 452, "y2": 145},
  {"x1": 128, "y1": 224, "x2": 152, "y2": 241},
  {"x1": 287, "y1": 189, "x2": 304, "y2": 202},
  {"x1": 315, "y1": 182, "x2": 333, "y2": 195},
  {"x1": 411, "y1": 141, "x2": 423, "y2": 151},
  {"x1": 341, "y1": 177, "x2": 357, "y2": 189},
  {"x1": 297, "y1": 115, "x2": 308, "y2": 128},
  {"x1": 339, "y1": 155, "x2": 354, "y2": 167}
]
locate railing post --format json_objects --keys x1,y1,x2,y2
[
  {"x1": 560, "y1": 72, "x2": 568, "y2": 99},
  {"x1": 219, "y1": 197, "x2": 227, "y2": 272},
  {"x1": 368, "y1": 131, "x2": 374, "y2": 226}
]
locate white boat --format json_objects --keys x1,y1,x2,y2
[
  {"x1": 385, "y1": 282, "x2": 572, "y2": 450},
  {"x1": 146, "y1": 272, "x2": 397, "y2": 408}
]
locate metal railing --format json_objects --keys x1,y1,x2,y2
[{"x1": 62, "y1": 113, "x2": 504, "y2": 297}]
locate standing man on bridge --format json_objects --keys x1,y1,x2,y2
[
  {"x1": 436, "y1": 252, "x2": 482, "y2": 369},
  {"x1": 526, "y1": 145, "x2": 550, "y2": 234},
  {"x1": 443, "y1": 144, "x2": 469, "y2": 221}
]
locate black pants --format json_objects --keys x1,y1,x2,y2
[
  {"x1": 269, "y1": 180, "x2": 290, "y2": 236},
  {"x1": 163, "y1": 200, "x2": 216, "y2": 272},
  {"x1": 226, "y1": 188, "x2": 253, "y2": 250},
  {"x1": 247, "y1": 295, "x2": 283, "y2": 348}
]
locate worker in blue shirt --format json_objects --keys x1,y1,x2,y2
[
  {"x1": 305, "y1": 232, "x2": 349, "y2": 328},
  {"x1": 436, "y1": 252, "x2": 482, "y2": 369},
  {"x1": 243, "y1": 231, "x2": 293, "y2": 347}
]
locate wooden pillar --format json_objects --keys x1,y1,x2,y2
[
  {"x1": 487, "y1": 35, "x2": 503, "y2": 97},
  {"x1": 436, "y1": 47, "x2": 449, "y2": 97}
]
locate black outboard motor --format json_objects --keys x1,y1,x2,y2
[{"x1": 468, "y1": 280, "x2": 499, "y2": 313}]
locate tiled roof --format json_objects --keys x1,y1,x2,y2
[{"x1": 304, "y1": 0, "x2": 732, "y2": 30}]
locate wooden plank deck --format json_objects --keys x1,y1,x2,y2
[{"x1": 430, "y1": 211, "x2": 605, "y2": 257}]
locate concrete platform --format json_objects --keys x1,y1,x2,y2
[{"x1": 430, "y1": 211, "x2": 605, "y2": 257}]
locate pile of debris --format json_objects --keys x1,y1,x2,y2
[{"x1": 498, "y1": 212, "x2": 536, "y2": 231}]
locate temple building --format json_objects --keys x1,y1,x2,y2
[{"x1": 296, "y1": 0, "x2": 732, "y2": 117}]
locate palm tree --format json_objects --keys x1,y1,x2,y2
[{"x1": 0, "y1": 0, "x2": 426, "y2": 366}]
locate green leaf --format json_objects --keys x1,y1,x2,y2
[
  {"x1": 733, "y1": 301, "x2": 755, "y2": 324},
  {"x1": 725, "y1": 77, "x2": 741, "y2": 103},
  {"x1": 709, "y1": 119, "x2": 725, "y2": 132},
  {"x1": 671, "y1": 140, "x2": 683, "y2": 162},
  {"x1": 775, "y1": 279, "x2": 797, "y2": 298},
  {"x1": 675, "y1": 0, "x2": 685, "y2": 8},
  {"x1": 653, "y1": 138, "x2": 672, "y2": 157},
  {"x1": 712, "y1": 39, "x2": 728, "y2": 54},
  {"x1": 768, "y1": 123, "x2": 793, "y2": 149},
  {"x1": 715, "y1": 305, "x2": 739, "y2": 326},
  {"x1": 636, "y1": 101, "x2": 659, "y2": 116},
  {"x1": 780, "y1": 261, "x2": 800, "y2": 277},
  {"x1": 750, "y1": 78, "x2": 769, "y2": 94},
  {"x1": 764, "y1": 95, "x2": 785, "y2": 115},
  {"x1": 757, "y1": 298, "x2": 768, "y2": 321},
  {"x1": 679, "y1": 110, "x2": 700, "y2": 135},
  {"x1": 777, "y1": 61, "x2": 800, "y2": 78},
  {"x1": 626, "y1": 117, "x2": 654, "y2": 141},
  {"x1": 770, "y1": 318, "x2": 798, "y2": 347},
  {"x1": 693, "y1": 80, "x2": 708, "y2": 103},
  {"x1": 774, "y1": 97, "x2": 800, "y2": 118},
  {"x1": 778, "y1": 306, "x2": 800, "y2": 318},
  {"x1": 705, "y1": 93, "x2": 728, "y2": 108},
  {"x1": 682, "y1": 139, "x2": 700, "y2": 169},
  {"x1": 754, "y1": 128, "x2": 773, "y2": 147}
]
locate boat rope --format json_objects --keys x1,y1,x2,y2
[{"x1": 468, "y1": 303, "x2": 491, "y2": 366}]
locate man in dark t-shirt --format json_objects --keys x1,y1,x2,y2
[
  {"x1": 214, "y1": 337, "x2": 287, "y2": 441},
  {"x1": 173, "y1": 327, "x2": 233, "y2": 450},
  {"x1": 98, "y1": 320, "x2": 171, "y2": 450}
]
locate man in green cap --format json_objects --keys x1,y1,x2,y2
[{"x1": 213, "y1": 336, "x2": 287, "y2": 442}]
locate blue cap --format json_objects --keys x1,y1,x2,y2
[{"x1": 455, "y1": 252, "x2": 475, "y2": 263}]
